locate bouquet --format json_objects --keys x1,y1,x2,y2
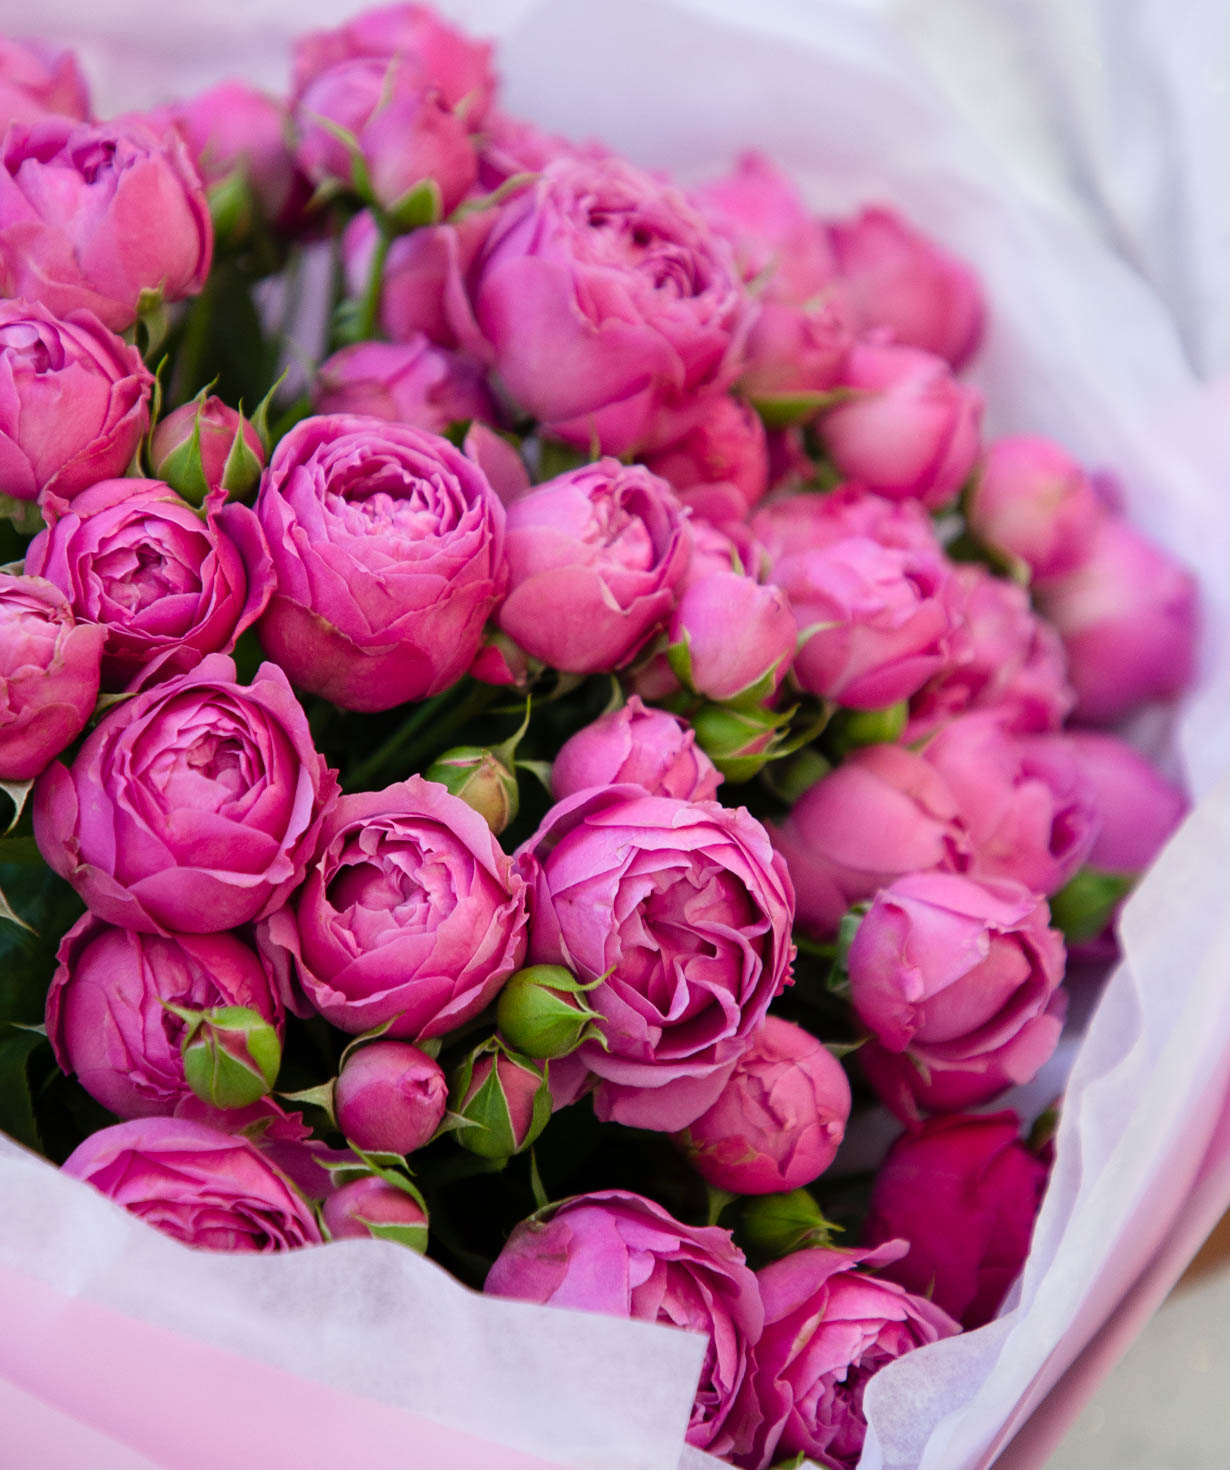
[{"x1": 0, "y1": 4, "x2": 1226, "y2": 1468}]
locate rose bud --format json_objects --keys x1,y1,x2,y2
[
  {"x1": 736, "y1": 1188, "x2": 839, "y2": 1262},
  {"x1": 645, "y1": 395, "x2": 770, "y2": 517},
  {"x1": 1034, "y1": 514, "x2": 1199, "y2": 725},
  {"x1": 0, "y1": 117, "x2": 212, "y2": 332},
  {"x1": 740, "y1": 293, "x2": 855, "y2": 414},
  {"x1": 551, "y1": 697, "x2": 721, "y2": 803},
  {"x1": 965, "y1": 435, "x2": 1103, "y2": 580},
  {"x1": 46, "y1": 916, "x2": 281, "y2": 1119},
  {"x1": 817, "y1": 341, "x2": 984, "y2": 509},
  {"x1": 668, "y1": 570, "x2": 795, "y2": 705},
  {"x1": 451, "y1": 1038, "x2": 551, "y2": 1160},
  {"x1": 259, "y1": 777, "x2": 527, "y2": 1038},
  {"x1": 313, "y1": 338, "x2": 497, "y2": 436},
  {"x1": 486, "y1": 1190, "x2": 765, "y2": 1462},
  {"x1": 176, "y1": 1005, "x2": 283, "y2": 1112},
  {"x1": 921, "y1": 713, "x2": 1098, "y2": 896},
  {"x1": 829, "y1": 204, "x2": 986, "y2": 369},
  {"x1": 0, "y1": 298, "x2": 154, "y2": 503},
  {"x1": 496, "y1": 460, "x2": 690, "y2": 675},
  {"x1": 34, "y1": 654, "x2": 338, "y2": 934},
  {"x1": 0, "y1": 573, "x2": 104, "y2": 781},
  {"x1": 63, "y1": 1117, "x2": 321, "y2": 1252},
  {"x1": 25, "y1": 478, "x2": 273, "y2": 690},
  {"x1": 335, "y1": 1040, "x2": 447, "y2": 1155},
  {"x1": 770, "y1": 744, "x2": 973, "y2": 938},
  {"x1": 751, "y1": 482, "x2": 944, "y2": 567},
  {"x1": 472, "y1": 156, "x2": 750, "y2": 456},
  {"x1": 496, "y1": 964, "x2": 603, "y2": 1060},
  {"x1": 518, "y1": 788, "x2": 794, "y2": 1131},
  {"x1": 0, "y1": 37, "x2": 90, "y2": 127},
  {"x1": 691, "y1": 701, "x2": 789, "y2": 784},
  {"x1": 150, "y1": 396, "x2": 265, "y2": 504},
  {"x1": 849, "y1": 872, "x2": 1067, "y2": 1119},
  {"x1": 863, "y1": 1111, "x2": 1049, "y2": 1328},
  {"x1": 252, "y1": 414, "x2": 506, "y2": 712},
  {"x1": 469, "y1": 627, "x2": 533, "y2": 689},
  {"x1": 677, "y1": 1017, "x2": 851, "y2": 1195},
  {"x1": 423, "y1": 745, "x2": 518, "y2": 833},
  {"x1": 747, "y1": 1244, "x2": 958, "y2": 1470},
  {"x1": 322, "y1": 1174, "x2": 429, "y2": 1252}
]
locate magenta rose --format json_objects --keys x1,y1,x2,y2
[
  {"x1": 1068, "y1": 732, "x2": 1186, "y2": 878},
  {"x1": 472, "y1": 156, "x2": 750, "y2": 455},
  {"x1": 518, "y1": 787, "x2": 795, "y2": 1130},
  {"x1": 671, "y1": 570, "x2": 795, "y2": 704},
  {"x1": 966, "y1": 435, "x2": 1102, "y2": 580},
  {"x1": 0, "y1": 299, "x2": 153, "y2": 503},
  {"x1": 260, "y1": 777, "x2": 527, "y2": 1039},
  {"x1": 34, "y1": 654, "x2": 338, "y2": 934},
  {"x1": 313, "y1": 337, "x2": 496, "y2": 434},
  {"x1": 63, "y1": 1117, "x2": 321, "y2": 1252},
  {"x1": 323, "y1": 1175, "x2": 428, "y2": 1244},
  {"x1": 645, "y1": 395, "x2": 770, "y2": 518},
  {"x1": 252, "y1": 414, "x2": 506, "y2": 711},
  {"x1": 0, "y1": 117, "x2": 212, "y2": 332},
  {"x1": 26, "y1": 478, "x2": 273, "y2": 688},
  {"x1": 0, "y1": 37, "x2": 90, "y2": 126},
  {"x1": 0, "y1": 572, "x2": 104, "y2": 781},
  {"x1": 752, "y1": 484, "x2": 943, "y2": 567},
  {"x1": 335, "y1": 1040, "x2": 447, "y2": 1155},
  {"x1": 551, "y1": 697, "x2": 721, "y2": 803},
  {"x1": 149, "y1": 398, "x2": 266, "y2": 500},
  {"x1": 746, "y1": 1243, "x2": 958, "y2": 1470},
  {"x1": 46, "y1": 915, "x2": 281, "y2": 1120},
  {"x1": 769, "y1": 744, "x2": 973, "y2": 938},
  {"x1": 863, "y1": 1111, "x2": 1049, "y2": 1328},
  {"x1": 677, "y1": 1016, "x2": 851, "y2": 1194},
  {"x1": 496, "y1": 460, "x2": 690, "y2": 675},
  {"x1": 849, "y1": 872, "x2": 1067, "y2": 1119},
  {"x1": 486, "y1": 1190, "x2": 764, "y2": 1460}
]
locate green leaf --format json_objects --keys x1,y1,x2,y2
[
  {"x1": 0, "y1": 1026, "x2": 48, "y2": 1150},
  {"x1": 0, "y1": 879, "x2": 34, "y2": 935},
  {"x1": 0, "y1": 780, "x2": 32, "y2": 834},
  {"x1": 382, "y1": 179, "x2": 442, "y2": 234}
]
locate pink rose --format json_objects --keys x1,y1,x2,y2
[
  {"x1": 477, "y1": 109, "x2": 609, "y2": 189},
  {"x1": 46, "y1": 915, "x2": 281, "y2": 1120},
  {"x1": 260, "y1": 777, "x2": 527, "y2": 1039},
  {"x1": 0, "y1": 299, "x2": 153, "y2": 503},
  {"x1": 0, "y1": 572, "x2": 104, "y2": 781},
  {"x1": 551, "y1": 696, "x2": 721, "y2": 803},
  {"x1": 63, "y1": 1117, "x2": 321, "y2": 1252},
  {"x1": 313, "y1": 337, "x2": 496, "y2": 434},
  {"x1": 850, "y1": 872, "x2": 1067, "y2": 1118},
  {"x1": 1068, "y1": 732, "x2": 1186, "y2": 876},
  {"x1": 0, "y1": 38, "x2": 90, "y2": 127},
  {"x1": 486, "y1": 1190, "x2": 764, "y2": 1460},
  {"x1": 965, "y1": 435, "x2": 1102, "y2": 580},
  {"x1": 677, "y1": 1016, "x2": 851, "y2": 1194},
  {"x1": 863, "y1": 1111, "x2": 1048, "y2": 1328},
  {"x1": 252, "y1": 414, "x2": 507, "y2": 712},
  {"x1": 518, "y1": 787, "x2": 795, "y2": 1130},
  {"x1": 0, "y1": 117, "x2": 212, "y2": 332},
  {"x1": 645, "y1": 395, "x2": 770, "y2": 518},
  {"x1": 670, "y1": 569, "x2": 796, "y2": 703},
  {"x1": 323, "y1": 1175, "x2": 428, "y2": 1245},
  {"x1": 149, "y1": 398, "x2": 266, "y2": 502},
  {"x1": 334, "y1": 1040, "x2": 448, "y2": 1155},
  {"x1": 752, "y1": 484, "x2": 943, "y2": 567},
  {"x1": 34, "y1": 654, "x2": 338, "y2": 934}
]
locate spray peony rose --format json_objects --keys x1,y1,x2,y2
[
  {"x1": 323, "y1": 1175, "x2": 428, "y2": 1247},
  {"x1": 551, "y1": 696, "x2": 721, "y2": 803},
  {"x1": 645, "y1": 395, "x2": 770, "y2": 518},
  {"x1": 313, "y1": 337, "x2": 496, "y2": 434},
  {"x1": 1068, "y1": 732, "x2": 1186, "y2": 877},
  {"x1": 149, "y1": 398, "x2": 266, "y2": 503},
  {"x1": 670, "y1": 570, "x2": 796, "y2": 704},
  {"x1": 0, "y1": 37, "x2": 90, "y2": 127},
  {"x1": 965, "y1": 435, "x2": 1102, "y2": 580},
  {"x1": 752, "y1": 483, "x2": 943, "y2": 567},
  {"x1": 334, "y1": 1040, "x2": 448, "y2": 1155}
]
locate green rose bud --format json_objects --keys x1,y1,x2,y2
[
  {"x1": 450, "y1": 1037, "x2": 551, "y2": 1161},
  {"x1": 423, "y1": 745, "x2": 519, "y2": 834},
  {"x1": 495, "y1": 965, "x2": 604, "y2": 1060},
  {"x1": 736, "y1": 1189, "x2": 840, "y2": 1262},
  {"x1": 173, "y1": 1004, "x2": 282, "y2": 1110},
  {"x1": 691, "y1": 702, "x2": 789, "y2": 783}
]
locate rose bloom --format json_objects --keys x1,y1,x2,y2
[
  {"x1": 677, "y1": 1016, "x2": 851, "y2": 1194},
  {"x1": 0, "y1": 117, "x2": 212, "y2": 332},
  {"x1": 34, "y1": 653, "x2": 338, "y2": 935},
  {"x1": 0, "y1": 572, "x2": 104, "y2": 781},
  {"x1": 0, "y1": 37, "x2": 90, "y2": 127},
  {"x1": 313, "y1": 337, "x2": 497, "y2": 435},
  {"x1": 252, "y1": 414, "x2": 506, "y2": 712},
  {"x1": 849, "y1": 872, "x2": 1067, "y2": 1119},
  {"x1": 260, "y1": 777, "x2": 527, "y2": 1039},
  {"x1": 863, "y1": 1110, "x2": 1049, "y2": 1328},
  {"x1": 645, "y1": 394, "x2": 770, "y2": 518},
  {"x1": 0, "y1": 298, "x2": 153, "y2": 503},
  {"x1": 26, "y1": 478, "x2": 273, "y2": 688},
  {"x1": 751, "y1": 484, "x2": 943, "y2": 567},
  {"x1": 551, "y1": 696, "x2": 721, "y2": 803},
  {"x1": 671, "y1": 570, "x2": 796, "y2": 703},
  {"x1": 518, "y1": 787, "x2": 795, "y2": 1130},
  {"x1": 496, "y1": 460, "x2": 690, "y2": 675},
  {"x1": 63, "y1": 1117, "x2": 321, "y2": 1252},
  {"x1": 486, "y1": 1190, "x2": 764, "y2": 1461},
  {"x1": 472, "y1": 156, "x2": 750, "y2": 455},
  {"x1": 965, "y1": 435, "x2": 1102, "y2": 580},
  {"x1": 46, "y1": 915, "x2": 281, "y2": 1120},
  {"x1": 1068, "y1": 731, "x2": 1186, "y2": 877}
]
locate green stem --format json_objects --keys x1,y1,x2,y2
[
  {"x1": 353, "y1": 221, "x2": 393, "y2": 342},
  {"x1": 344, "y1": 688, "x2": 459, "y2": 793}
]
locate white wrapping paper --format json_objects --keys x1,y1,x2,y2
[{"x1": 2, "y1": 2, "x2": 1229, "y2": 1467}]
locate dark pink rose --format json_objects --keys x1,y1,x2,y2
[
  {"x1": 472, "y1": 157, "x2": 750, "y2": 455},
  {"x1": 34, "y1": 654, "x2": 338, "y2": 934},
  {"x1": 0, "y1": 117, "x2": 212, "y2": 332},
  {"x1": 552, "y1": 697, "x2": 721, "y2": 803},
  {"x1": 677, "y1": 1016, "x2": 851, "y2": 1194},
  {"x1": 693, "y1": 150, "x2": 831, "y2": 294},
  {"x1": 670, "y1": 569, "x2": 795, "y2": 703},
  {"x1": 63, "y1": 1117, "x2": 321, "y2": 1252},
  {"x1": 850, "y1": 872, "x2": 1067, "y2": 1119},
  {"x1": 477, "y1": 110, "x2": 609, "y2": 190},
  {"x1": 769, "y1": 744, "x2": 973, "y2": 938},
  {"x1": 170, "y1": 1095, "x2": 348, "y2": 1203},
  {"x1": 149, "y1": 398, "x2": 266, "y2": 500},
  {"x1": 0, "y1": 37, "x2": 90, "y2": 126},
  {"x1": 313, "y1": 337, "x2": 496, "y2": 434},
  {"x1": 1068, "y1": 732, "x2": 1186, "y2": 876},
  {"x1": 966, "y1": 435, "x2": 1102, "y2": 580},
  {"x1": 829, "y1": 205, "x2": 985, "y2": 370},
  {"x1": 323, "y1": 1175, "x2": 428, "y2": 1244},
  {"x1": 486, "y1": 1190, "x2": 764, "y2": 1460},
  {"x1": 0, "y1": 572, "x2": 104, "y2": 781},
  {"x1": 252, "y1": 414, "x2": 506, "y2": 712},
  {"x1": 496, "y1": 460, "x2": 690, "y2": 675},
  {"x1": 46, "y1": 915, "x2": 281, "y2": 1120},
  {"x1": 645, "y1": 395, "x2": 770, "y2": 517},
  {"x1": 746, "y1": 1243, "x2": 958, "y2": 1470},
  {"x1": 260, "y1": 777, "x2": 527, "y2": 1039},
  {"x1": 334, "y1": 1040, "x2": 448, "y2": 1154},
  {"x1": 0, "y1": 298, "x2": 153, "y2": 503},
  {"x1": 863, "y1": 1111, "x2": 1049, "y2": 1328},
  {"x1": 752, "y1": 484, "x2": 943, "y2": 567},
  {"x1": 740, "y1": 293, "x2": 854, "y2": 405},
  {"x1": 26, "y1": 478, "x2": 273, "y2": 688},
  {"x1": 518, "y1": 787, "x2": 795, "y2": 1130}
]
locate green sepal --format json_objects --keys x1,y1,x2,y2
[
  {"x1": 307, "y1": 113, "x2": 374, "y2": 202},
  {"x1": 761, "y1": 747, "x2": 832, "y2": 806},
  {"x1": 277, "y1": 1080, "x2": 337, "y2": 1129},
  {"x1": 736, "y1": 1188, "x2": 843, "y2": 1265},
  {"x1": 155, "y1": 407, "x2": 212, "y2": 506},
  {"x1": 0, "y1": 780, "x2": 33, "y2": 835},
  {"x1": 0, "y1": 881, "x2": 35, "y2": 935},
  {"x1": 250, "y1": 369, "x2": 289, "y2": 456},
  {"x1": 173, "y1": 1003, "x2": 282, "y2": 1110},
  {"x1": 135, "y1": 287, "x2": 168, "y2": 361},
  {"x1": 219, "y1": 409, "x2": 264, "y2": 499},
  {"x1": 495, "y1": 965, "x2": 606, "y2": 1060},
  {"x1": 360, "y1": 1217, "x2": 429, "y2": 1254},
  {"x1": 207, "y1": 168, "x2": 257, "y2": 247},
  {"x1": 752, "y1": 389, "x2": 848, "y2": 429},
  {"x1": 448, "y1": 172, "x2": 538, "y2": 224},
  {"x1": 666, "y1": 633, "x2": 695, "y2": 692},
  {"x1": 826, "y1": 904, "x2": 869, "y2": 996},
  {"x1": 826, "y1": 700, "x2": 909, "y2": 755},
  {"x1": 1048, "y1": 867, "x2": 1133, "y2": 945},
  {"x1": 380, "y1": 179, "x2": 442, "y2": 234}
]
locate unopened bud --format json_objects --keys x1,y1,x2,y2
[
  {"x1": 322, "y1": 1174, "x2": 429, "y2": 1252},
  {"x1": 737, "y1": 1189, "x2": 840, "y2": 1262},
  {"x1": 691, "y1": 702, "x2": 787, "y2": 783},
  {"x1": 151, "y1": 395, "x2": 265, "y2": 505},
  {"x1": 423, "y1": 745, "x2": 518, "y2": 834},
  {"x1": 175, "y1": 1004, "x2": 281, "y2": 1110},
  {"x1": 451, "y1": 1038, "x2": 550, "y2": 1160},
  {"x1": 496, "y1": 965, "x2": 604, "y2": 1060},
  {"x1": 335, "y1": 1040, "x2": 448, "y2": 1155}
]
